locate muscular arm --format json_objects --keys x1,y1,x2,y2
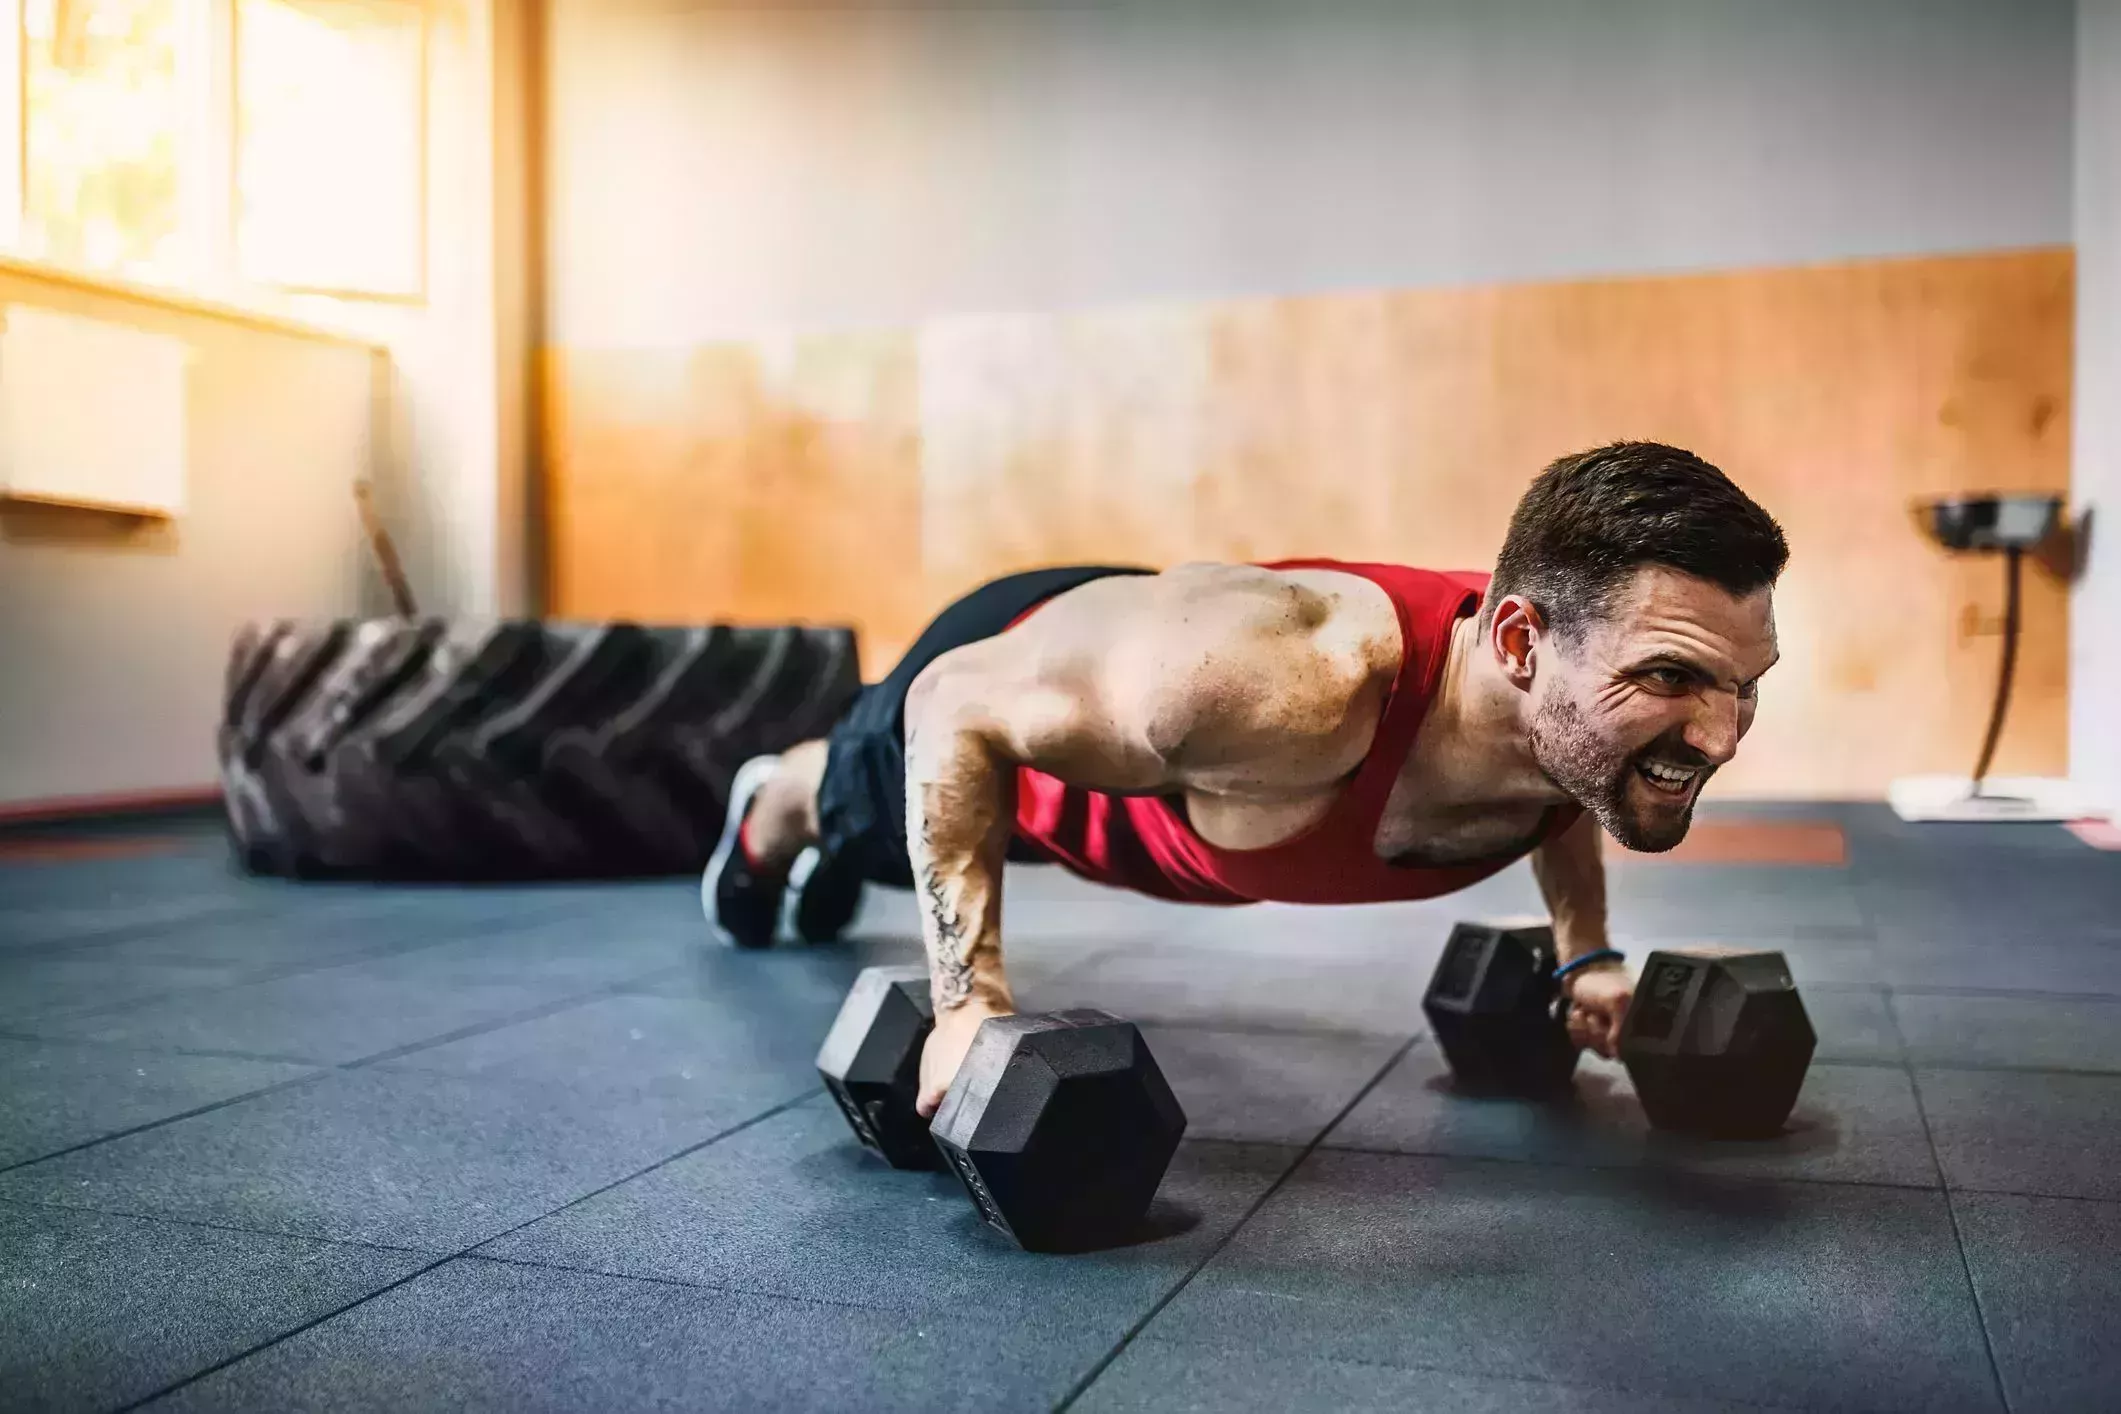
[
  {"x1": 1528, "y1": 810, "x2": 1609, "y2": 962},
  {"x1": 902, "y1": 567, "x2": 1388, "y2": 1111},
  {"x1": 1529, "y1": 810, "x2": 1631, "y2": 1057}
]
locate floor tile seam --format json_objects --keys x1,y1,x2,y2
[
  {"x1": 1113, "y1": 1331, "x2": 1828, "y2": 1414},
  {"x1": 1905, "y1": 1060, "x2": 2121, "y2": 1081},
  {"x1": 1897, "y1": 1054, "x2": 2014, "y2": 1413},
  {"x1": 0, "y1": 976, "x2": 700, "y2": 1172},
  {"x1": 1303, "y1": 1140, "x2": 1946, "y2": 1195},
  {"x1": 1050, "y1": 1033, "x2": 1424, "y2": 1412},
  {"x1": 1119, "y1": 1016, "x2": 1423, "y2": 1044},
  {"x1": 332, "y1": 970, "x2": 695, "y2": 1072},
  {"x1": 14, "y1": 906, "x2": 625, "y2": 1028},
  {"x1": 109, "y1": 1255, "x2": 455, "y2": 1412},
  {"x1": 455, "y1": 1249, "x2": 913, "y2": 1316},
  {"x1": 0, "y1": 1069, "x2": 338, "y2": 1176},
  {"x1": 105, "y1": 1091, "x2": 825, "y2": 1411},
  {"x1": 0, "y1": 1027, "x2": 327, "y2": 1067},
  {"x1": 0, "y1": 903, "x2": 266, "y2": 959},
  {"x1": 0, "y1": 1191, "x2": 433, "y2": 1256},
  {"x1": 1860, "y1": 985, "x2": 2121, "y2": 1002},
  {"x1": 1944, "y1": 1185, "x2": 2121, "y2": 1206}
]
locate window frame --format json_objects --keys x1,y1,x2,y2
[{"x1": 0, "y1": 0, "x2": 429, "y2": 306}]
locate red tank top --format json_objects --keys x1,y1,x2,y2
[{"x1": 1010, "y1": 560, "x2": 1579, "y2": 905}]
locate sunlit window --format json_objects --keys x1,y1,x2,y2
[
  {"x1": 21, "y1": 0, "x2": 186, "y2": 285},
  {"x1": 1, "y1": 0, "x2": 427, "y2": 304},
  {"x1": 236, "y1": 0, "x2": 424, "y2": 298}
]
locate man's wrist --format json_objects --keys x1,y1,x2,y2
[
  {"x1": 934, "y1": 974, "x2": 1013, "y2": 1016},
  {"x1": 1553, "y1": 929, "x2": 1612, "y2": 965},
  {"x1": 1552, "y1": 946, "x2": 1626, "y2": 995}
]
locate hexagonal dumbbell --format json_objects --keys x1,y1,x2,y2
[
  {"x1": 1422, "y1": 920, "x2": 1580, "y2": 1097},
  {"x1": 930, "y1": 1011, "x2": 1186, "y2": 1253},
  {"x1": 1618, "y1": 948, "x2": 1816, "y2": 1139},
  {"x1": 816, "y1": 965, "x2": 941, "y2": 1170}
]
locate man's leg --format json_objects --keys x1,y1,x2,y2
[
  {"x1": 740, "y1": 738, "x2": 828, "y2": 869},
  {"x1": 705, "y1": 564, "x2": 1155, "y2": 948}
]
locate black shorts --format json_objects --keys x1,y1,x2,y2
[{"x1": 816, "y1": 564, "x2": 1154, "y2": 888}]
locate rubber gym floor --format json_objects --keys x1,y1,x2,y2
[{"x1": 2, "y1": 804, "x2": 2117, "y2": 1413}]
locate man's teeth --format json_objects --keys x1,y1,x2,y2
[{"x1": 1638, "y1": 760, "x2": 1701, "y2": 790}]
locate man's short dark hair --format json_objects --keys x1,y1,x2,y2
[{"x1": 1484, "y1": 441, "x2": 1788, "y2": 642}]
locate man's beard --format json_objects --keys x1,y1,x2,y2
[{"x1": 1528, "y1": 694, "x2": 1708, "y2": 853}]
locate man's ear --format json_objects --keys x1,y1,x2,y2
[{"x1": 1488, "y1": 594, "x2": 1544, "y2": 692}]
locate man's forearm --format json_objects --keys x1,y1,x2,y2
[
  {"x1": 1531, "y1": 813, "x2": 1609, "y2": 961},
  {"x1": 903, "y1": 699, "x2": 1015, "y2": 1014}
]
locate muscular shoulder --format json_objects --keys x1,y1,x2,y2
[{"x1": 1016, "y1": 563, "x2": 1402, "y2": 787}]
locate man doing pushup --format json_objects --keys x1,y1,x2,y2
[{"x1": 703, "y1": 441, "x2": 1788, "y2": 1117}]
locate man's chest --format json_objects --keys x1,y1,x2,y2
[{"x1": 1372, "y1": 783, "x2": 1557, "y2": 867}]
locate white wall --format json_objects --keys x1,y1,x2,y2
[
  {"x1": 0, "y1": 278, "x2": 379, "y2": 806},
  {"x1": 294, "y1": 0, "x2": 535, "y2": 619},
  {"x1": 2075, "y1": 0, "x2": 2121, "y2": 813},
  {"x1": 546, "y1": 0, "x2": 2076, "y2": 347}
]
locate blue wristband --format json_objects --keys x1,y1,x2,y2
[{"x1": 1551, "y1": 948, "x2": 1626, "y2": 984}]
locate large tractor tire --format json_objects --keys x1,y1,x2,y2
[{"x1": 218, "y1": 618, "x2": 862, "y2": 880}]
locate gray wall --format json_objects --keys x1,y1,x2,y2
[
  {"x1": 547, "y1": 0, "x2": 2076, "y2": 346},
  {"x1": 2076, "y1": 0, "x2": 2121, "y2": 812}
]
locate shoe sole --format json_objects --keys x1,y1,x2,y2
[
  {"x1": 780, "y1": 845, "x2": 864, "y2": 945},
  {"x1": 702, "y1": 754, "x2": 783, "y2": 949}
]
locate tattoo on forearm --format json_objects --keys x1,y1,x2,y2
[
  {"x1": 919, "y1": 824, "x2": 978, "y2": 1008},
  {"x1": 907, "y1": 715, "x2": 1004, "y2": 1013}
]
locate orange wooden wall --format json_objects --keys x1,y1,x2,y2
[{"x1": 544, "y1": 247, "x2": 2073, "y2": 798}]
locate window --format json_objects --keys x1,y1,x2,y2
[
  {"x1": 22, "y1": 0, "x2": 185, "y2": 283},
  {"x1": 236, "y1": 0, "x2": 424, "y2": 298},
  {"x1": 0, "y1": 0, "x2": 426, "y2": 303}
]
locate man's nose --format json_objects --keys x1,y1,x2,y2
[{"x1": 1683, "y1": 692, "x2": 1742, "y2": 764}]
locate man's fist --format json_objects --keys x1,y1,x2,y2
[
  {"x1": 1562, "y1": 963, "x2": 1632, "y2": 1059},
  {"x1": 916, "y1": 1001, "x2": 1011, "y2": 1118}
]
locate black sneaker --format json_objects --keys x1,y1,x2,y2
[
  {"x1": 702, "y1": 755, "x2": 788, "y2": 949},
  {"x1": 780, "y1": 844, "x2": 866, "y2": 944}
]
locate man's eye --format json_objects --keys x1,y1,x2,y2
[
  {"x1": 1738, "y1": 679, "x2": 1761, "y2": 701},
  {"x1": 1645, "y1": 668, "x2": 1690, "y2": 689}
]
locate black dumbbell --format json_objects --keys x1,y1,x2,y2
[
  {"x1": 818, "y1": 968, "x2": 1191, "y2": 1251},
  {"x1": 1617, "y1": 948, "x2": 1815, "y2": 1139},
  {"x1": 816, "y1": 965, "x2": 941, "y2": 1170},
  {"x1": 1422, "y1": 920, "x2": 1581, "y2": 1097},
  {"x1": 1423, "y1": 927, "x2": 1816, "y2": 1137},
  {"x1": 931, "y1": 1010, "x2": 1187, "y2": 1253}
]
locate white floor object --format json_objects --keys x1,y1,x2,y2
[{"x1": 1887, "y1": 774, "x2": 2108, "y2": 823}]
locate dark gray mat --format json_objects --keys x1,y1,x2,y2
[
  {"x1": 1033, "y1": 941, "x2": 1431, "y2": 1036},
  {"x1": 1915, "y1": 1068, "x2": 2121, "y2": 1200},
  {"x1": 0, "y1": 1037, "x2": 317, "y2": 1169},
  {"x1": 375, "y1": 991, "x2": 829, "y2": 1113},
  {"x1": 142, "y1": 1256, "x2": 1112, "y2": 1413},
  {"x1": 1078, "y1": 1340, "x2": 1808, "y2": 1413},
  {"x1": 1954, "y1": 1192, "x2": 2121, "y2": 1414},
  {"x1": 1140, "y1": 1025, "x2": 1404, "y2": 1145},
  {"x1": 0, "y1": 896, "x2": 253, "y2": 953},
  {"x1": 0, "y1": 955, "x2": 262, "y2": 1026},
  {"x1": 1893, "y1": 992, "x2": 2121, "y2": 1072},
  {"x1": 1793, "y1": 986, "x2": 1903, "y2": 1064},
  {"x1": 1875, "y1": 941, "x2": 2121, "y2": 998},
  {"x1": 1326, "y1": 1046, "x2": 1938, "y2": 1189},
  {"x1": 1150, "y1": 1149, "x2": 1997, "y2": 1412},
  {"x1": 0, "y1": 1199, "x2": 427, "y2": 1414},
  {"x1": 1604, "y1": 864, "x2": 1867, "y2": 936},
  {"x1": 0, "y1": 1064, "x2": 754, "y2": 1251},
  {"x1": 23, "y1": 962, "x2": 589, "y2": 1064},
  {"x1": 1763, "y1": 938, "x2": 1890, "y2": 988},
  {"x1": 480, "y1": 1097, "x2": 1297, "y2": 1322}
]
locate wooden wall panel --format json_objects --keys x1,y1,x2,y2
[
  {"x1": 545, "y1": 334, "x2": 925, "y2": 671},
  {"x1": 545, "y1": 247, "x2": 2073, "y2": 796}
]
